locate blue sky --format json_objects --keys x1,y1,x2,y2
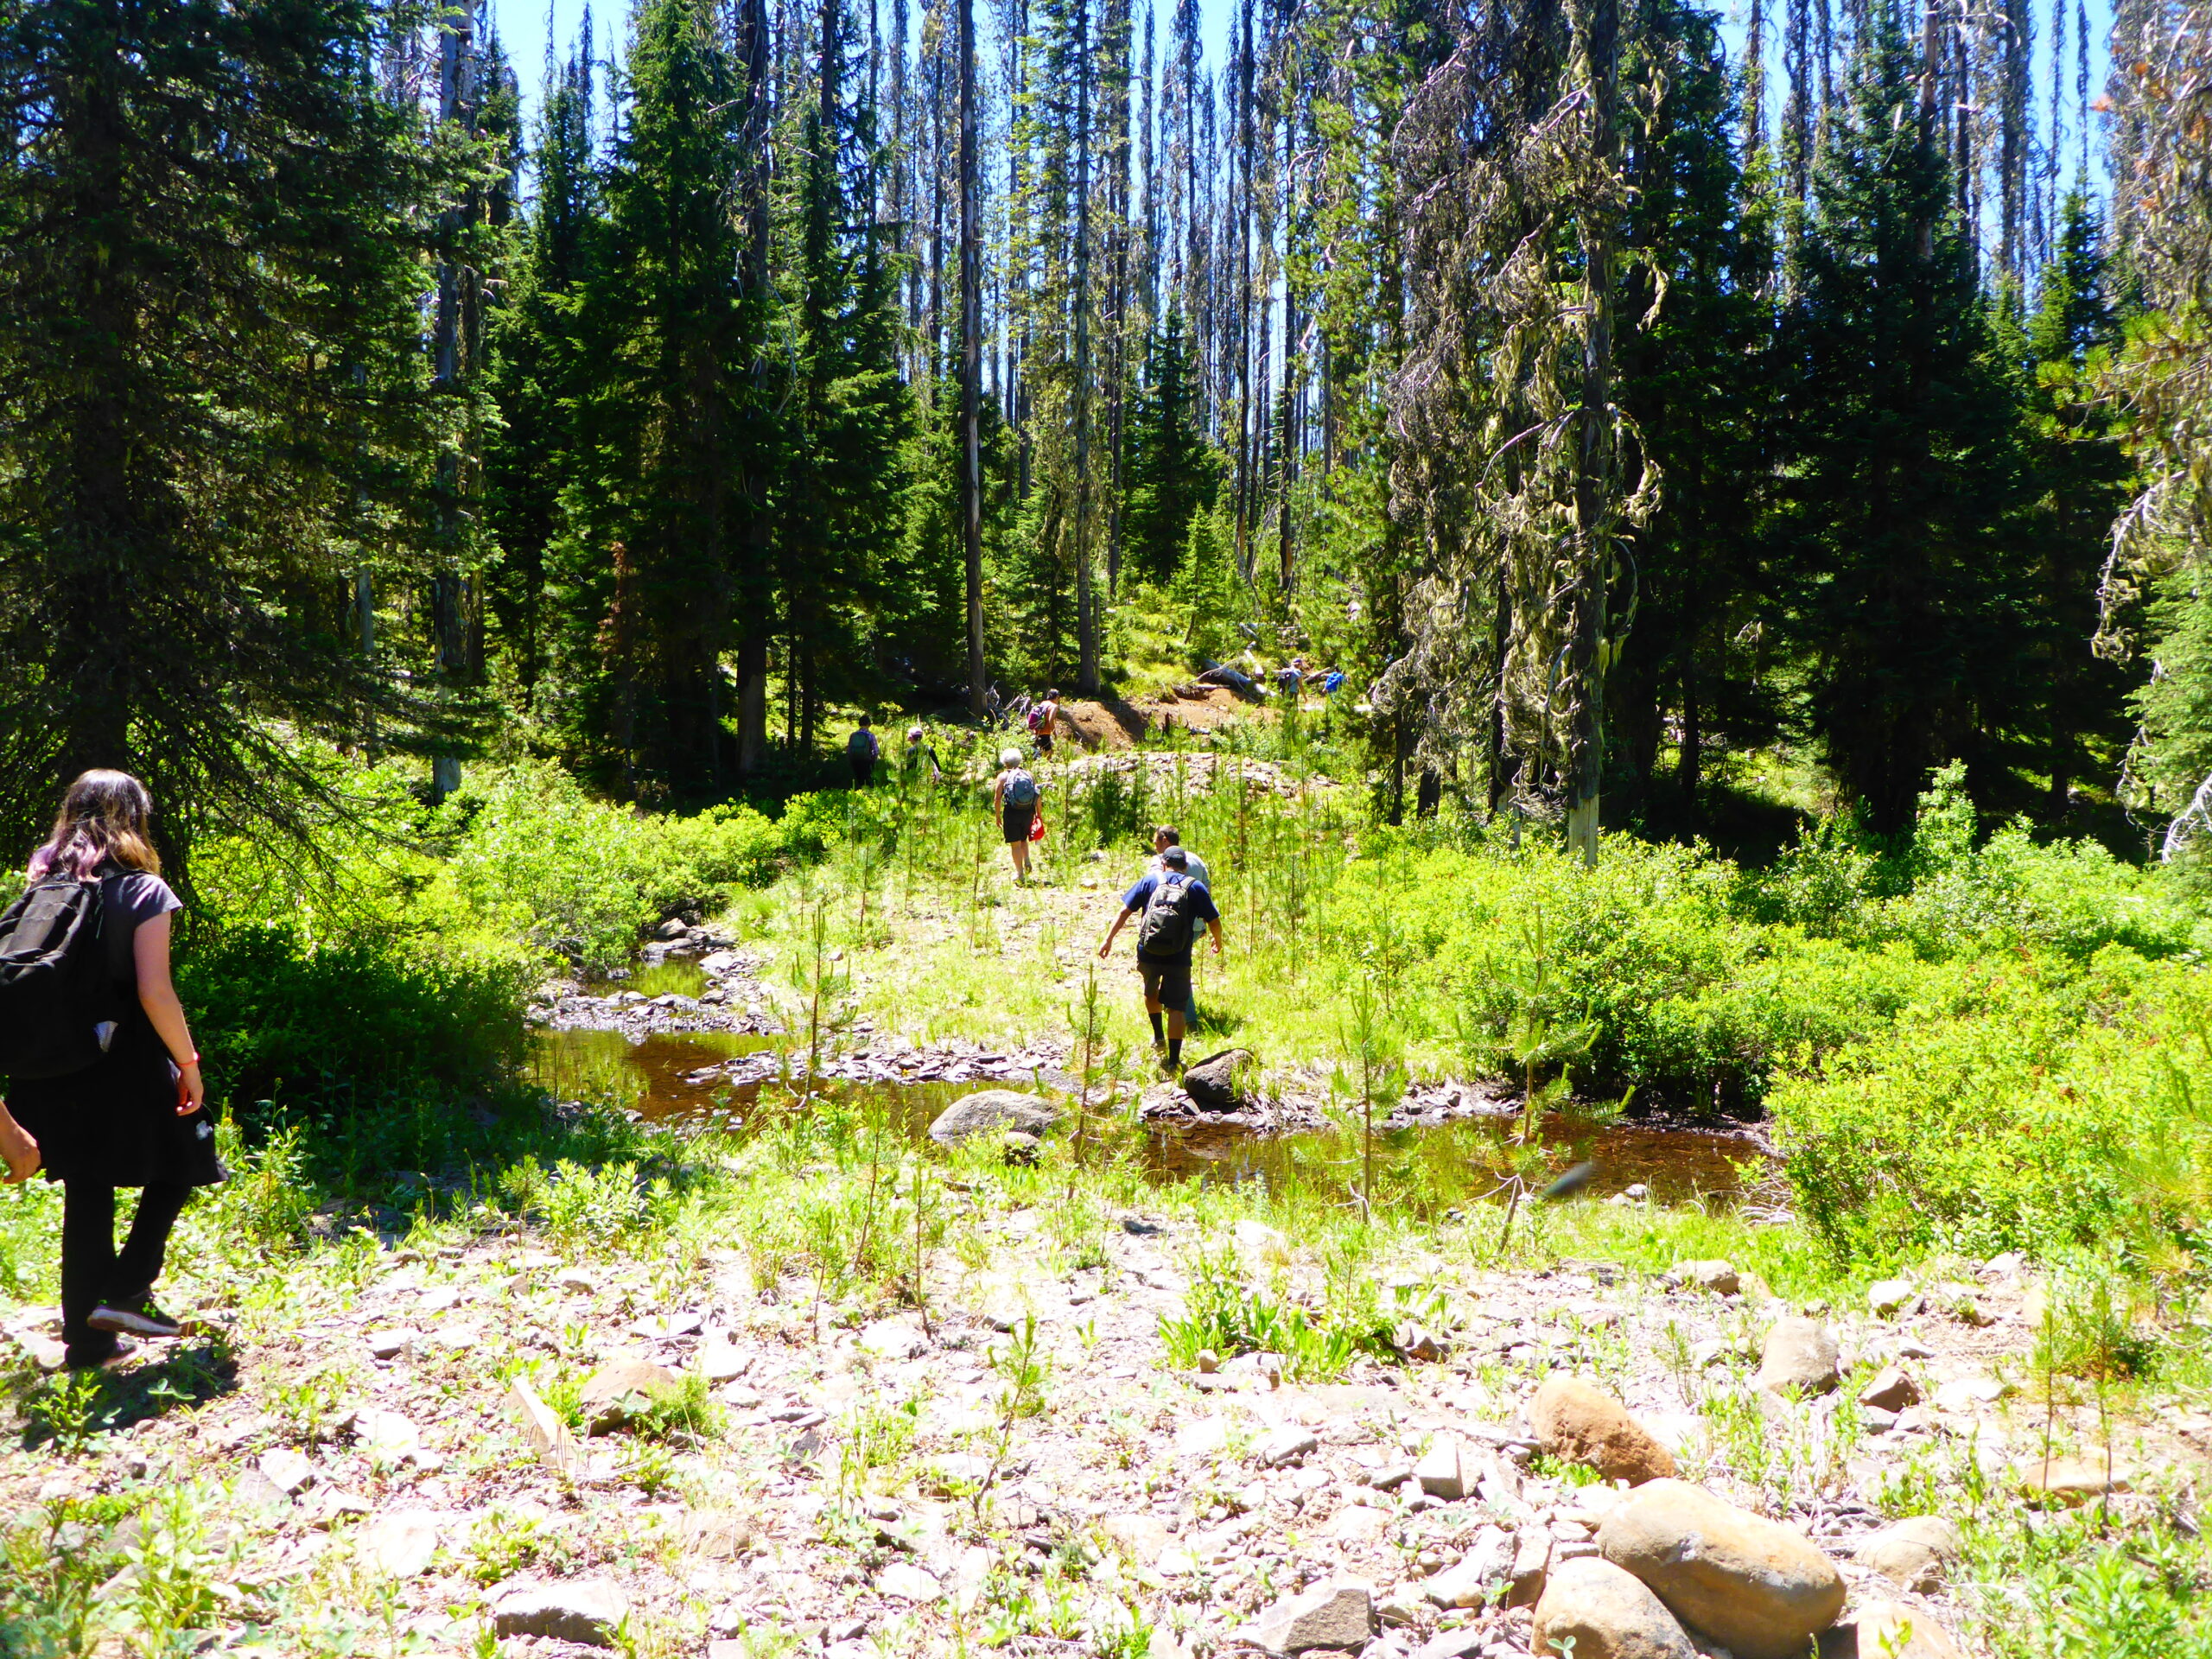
[{"x1": 490, "y1": 0, "x2": 2113, "y2": 199}]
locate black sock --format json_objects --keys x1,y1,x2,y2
[
  {"x1": 1167, "y1": 1036, "x2": 1183, "y2": 1065},
  {"x1": 1148, "y1": 1011, "x2": 1164, "y2": 1043}
]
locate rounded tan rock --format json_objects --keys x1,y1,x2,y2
[
  {"x1": 1596, "y1": 1478, "x2": 1846, "y2": 1659},
  {"x1": 1533, "y1": 1556, "x2": 1698, "y2": 1659},
  {"x1": 1530, "y1": 1376, "x2": 1679, "y2": 1486}
]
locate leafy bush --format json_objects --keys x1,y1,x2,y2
[
  {"x1": 179, "y1": 923, "x2": 525, "y2": 1118},
  {"x1": 1771, "y1": 947, "x2": 2212, "y2": 1268}
]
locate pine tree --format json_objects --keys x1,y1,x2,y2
[
  {"x1": 1611, "y1": 0, "x2": 1777, "y2": 829},
  {"x1": 0, "y1": 0, "x2": 458, "y2": 864},
  {"x1": 1778, "y1": 10, "x2": 2032, "y2": 832},
  {"x1": 557, "y1": 0, "x2": 760, "y2": 798},
  {"x1": 1122, "y1": 308, "x2": 1224, "y2": 586},
  {"x1": 2017, "y1": 193, "x2": 2131, "y2": 822},
  {"x1": 486, "y1": 36, "x2": 601, "y2": 713}
]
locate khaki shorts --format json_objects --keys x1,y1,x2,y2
[{"x1": 1138, "y1": 957, "x2": 1192, "y2": 1009}]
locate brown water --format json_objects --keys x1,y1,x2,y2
[{"x1": 531, "y1": 1027, "x2": 1770, "y2": 1211}]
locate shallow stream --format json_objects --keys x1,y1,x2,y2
[{"x1": 530, "y1": 1020, "x2": 1770, "y2": 1213}]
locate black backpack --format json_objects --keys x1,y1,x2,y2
[
  {"x1": 0, "y1": 876, "x2": 118, "y2": 1079},
  {"x1": 1136, "y1": 872, "x2": 1203, "y2": 958}
]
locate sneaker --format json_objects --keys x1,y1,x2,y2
[
  {"x1": 66, "y1": 1333, "x2": 137, "y2": 1370},
  {"x1": 88, "y1": 1300, "x2": 184, "y2": 1339}
]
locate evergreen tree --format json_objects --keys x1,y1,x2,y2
[
  {"x1": 1777, "y1": 11, "x2": 2032, "y2": 833},
  {"x1": 485, "y1": 37, "x2": 601, "y2": 712},
  {"x1": 557, "y1": 0, "x2": 760, "y2": 798},
  {"x1": 776, "y1": 0, "x2": 914, "y2": 741},
  {"x1": 0, "y1": 0, "x2": 455, "y2": 864},
  {"x1": 1121, "y1": 308, "x2": 1223, "y2": 586},
  {"x1": 2018, "y1": 193, "x2": 2133, "y2": 822},
  {"x1": 1610, "y1": 0, "x2": 1778, "y2": 828}
]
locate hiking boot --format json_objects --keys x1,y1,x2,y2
[
  {"x1": 88, "y1": 1300, "x2": 184, "y2": 1340},
  {"x1": 66, "y1": 1334, "x2": 137, "y2": 1370}
]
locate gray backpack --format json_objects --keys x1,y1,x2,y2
[{"x1": 1136, "y1": 873, "x2": 1202, "y2": 957}]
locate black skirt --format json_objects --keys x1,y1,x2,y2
[{"x1": 8, "y1": 1015, "x2": 226, "y2": 1190}]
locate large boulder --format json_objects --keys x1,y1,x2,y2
[
  {"x1": 1854, "y1": 1516, "x2": 1961, "y2": 1592},
  {"x1": 1754, "y1": 1317, "x2": 1841, "y2": 1396},
  {"x1": 1597, "y1": 1478, "x2": 1846, "y2": 1659},
  {"x1": 927, "y1": 1090, "x2": 1060, "y2": 1147},
  {"x1": 1182, "y1": 1050, "x2": 1257, "y2": 1112},
  {"x1": 1530, "y1": 1376, "x2": 1678, "y2": 1486},
  {"x1": 1532, "y1": 1557, "x2": 1698, "y2": 1659},
  {"x1": 1234, "y1": 1580, "x2": 1374, "y2": 1656}
]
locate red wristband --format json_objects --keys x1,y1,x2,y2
[{"x1": 176, "y1": 1052, "x2": 200, "y2": 1069}]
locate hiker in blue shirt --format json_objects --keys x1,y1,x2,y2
[{"x1": 1096, "y1": 846, "x2": 1224, "y2": 1073}]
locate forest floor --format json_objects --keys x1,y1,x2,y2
[{"x1": 5, "y1": 1135, "x2": 2203, "y2": 1659}]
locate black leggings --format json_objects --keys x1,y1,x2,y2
[{"x1": 60, "y1": 1181, "x2": 188, "y2": 1357}]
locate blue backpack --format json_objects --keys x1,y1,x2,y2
[{"x1": 1003, "y1": 768, "x2": 1039, "y2": 808}]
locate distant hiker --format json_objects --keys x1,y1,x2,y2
[
  {"x1": 1147, "y1": 824, "x2": 1211, "y2": 888},
  {"x1": 848, "y1": 715, "x2": 880, "y2": 786},
  {"x1": 995, "y1": 747, "x2": 1041, "y2": 883},
  {"x1": 1029, "y1": 689, "x2": 1061, "y2": 757},
  {"x1": 900, "y1": 725, "x2": 941, "y2": 789},
  {"x1": 1, "y1": 772, "x2": 223, "y2": 1370},
  {"x1": 1097, "y1": 845, "x2": 1223, "y2": 1073}
]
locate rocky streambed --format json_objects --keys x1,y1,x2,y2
[
  {"x1": 527, "y1": 936, "x2": 1775, "y2": 1210},
  {"x1": 7, "y1": 1179, "x2": 2198, "y2": 1657}
]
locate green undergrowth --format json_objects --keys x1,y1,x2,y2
[{"x1": 721, "y1": 747, "x2": 2212, "y2": 1286}]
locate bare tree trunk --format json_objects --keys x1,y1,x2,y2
[
  {"x1": 1564, "y1": 0, "x2": 1619, "y2": 868},
  {"x1": 1073, "y1": 0, "x2": 1100, "y2": 692},
  {"x1": 961, "y1": 0, "x2": 987, "y2": 715},
  {"x1": 738, "y1": 0, "x2": 774, "y2": 775},
  {"x1": 429, "y1": 0, "x2": 480, "y2": 804}
]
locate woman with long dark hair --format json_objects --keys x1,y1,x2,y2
[{"x1": 4, "y1": 772, "x2": 223, "y2": 1368}]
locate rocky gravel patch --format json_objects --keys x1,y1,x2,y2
[{"x1": 7, "y1": 1189, "x2": 2202, "y2": 1656}]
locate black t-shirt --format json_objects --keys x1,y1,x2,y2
[{"x1": 1121, "y1": 872, "x2": 1219, "y2": 965}]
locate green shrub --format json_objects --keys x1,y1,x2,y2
[
  {"x1": 179, "y1": 923, "x2": 525, "y2": 1118},
  {"x1": 1771, "y1": 947, "x2": 2212, "y2": 1268}
]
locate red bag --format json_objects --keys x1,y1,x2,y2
[{"x1": 1028, "y1": 810, "x2": 1047, "y2": 842}]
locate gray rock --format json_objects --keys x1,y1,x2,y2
[
  {"x1": 493, "y1": 1579, "x2": 629, "y2": 1646},
  {"x1": 1414, "y1": 1439, "x2": 1465, "y2": 1500},
  {"x1": 1854, "y1": 1516, "x2": 1961, "y2": 1592},
  {"x1": 257, "y1": 1448, "x2": 314, "y2": 1497},
  {"x1": 509, "y1": 1376, "x2": 589, "y2": 1480},
  {"x1": 578, "y1": 1357, "x2": 684, "y2": 1434},
  {"x1": 1667, "y1": 1260, "x2": 1739, "y2": 1296},
  {"x1": 1533, "y1": 1557, "x2": 1697, "y2": 1659},
  {"x1": 1753, "y1": 1317, "x2": 1840, "y2": 1397},
  {"x1": 927, "y1": 1090, "x2": 1060, "y2": 1147},
  {"x1": 1001, "y1": 1130, "x2": 1042, "y2": 1166},
  {"x1": 1257, "y1": 1428, "x2": 1319, "y2": 1468},
  {"x1": 1507, "y1": 1532, "x2": 1552, "y2": 1607},
  {"x1": 1817, "y1": 1601, "x2": 1967, "y2": 1659},
  {"x1": 1421, "y1": 1529, "x2": 1513, "y2": 1609},
  {"x1": 1236, "y1": 1580, "x2": 1376, "y2": 1656},
  {"x1": 1867, "y1": 1278, "x2": 1920, "y2": 1318},
  {"x1": 1182, "y1": 1049, "x2": 1258, "y2": 1111}
]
